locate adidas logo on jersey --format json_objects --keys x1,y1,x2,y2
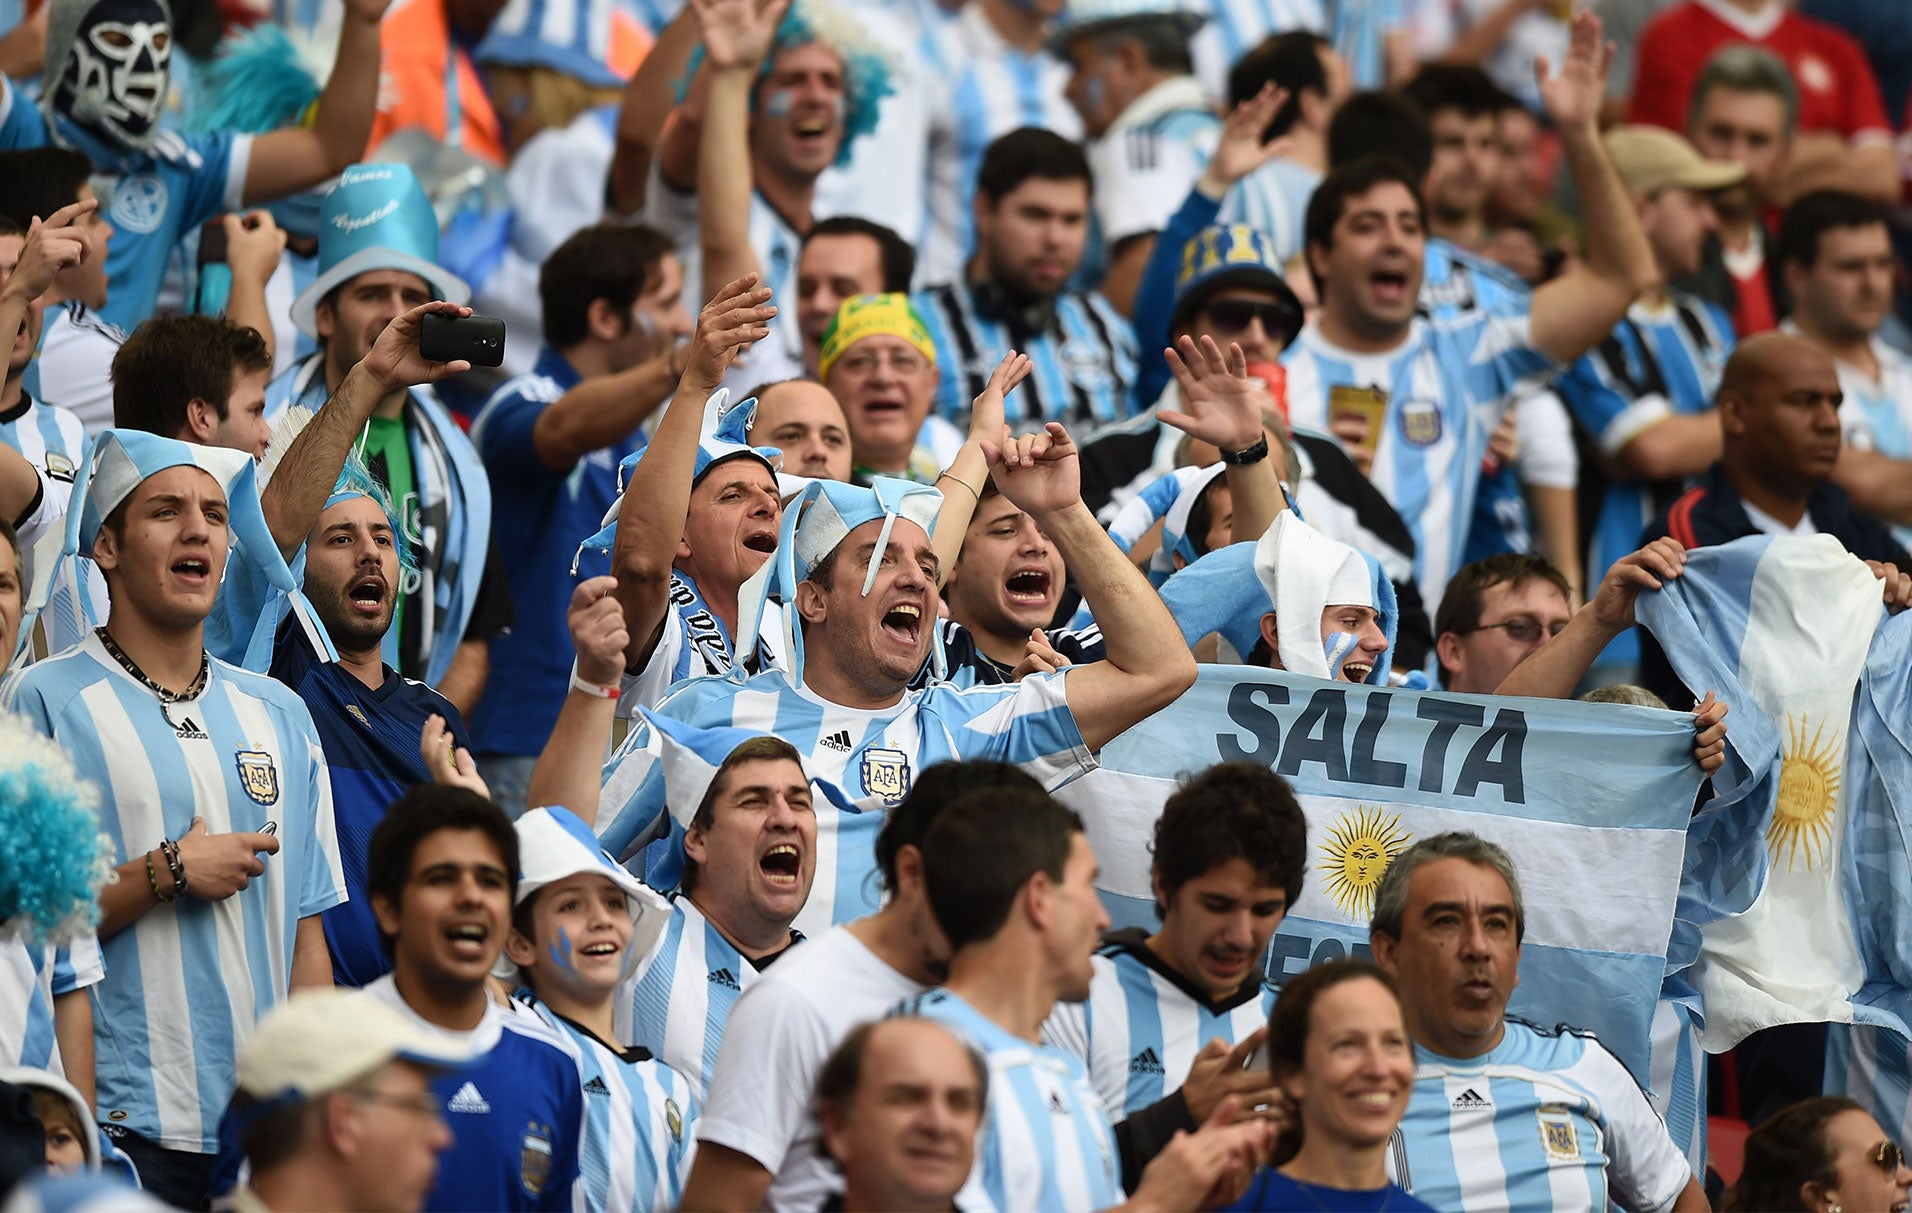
[
  {"x1": 173, "y1": 715, "x2": 208, "y2": 740},
  {"x1": 1451, "y1": 1087, "x2": 1491, "y2": 1110},
  {"x1": 708, "y1": 968, "x2": 741, "y2": 990},
  {"x1": 447, "y1": 1081, "x2": 491, "y2": 1114},
  {"x1": 1049, "y1": 1091, "x2": 1069, "y2": 1116},
  {"x1": 582, "y1": 1076, "x2": 610, "y2": 1098},
  {"x1": 1129, "y1": 1048, "x2": 1165, "y2": 1075},
  {"x1": 820, "y1": 730, "x2": 853, "y2": 753}
]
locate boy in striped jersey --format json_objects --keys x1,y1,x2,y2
[
  {"x1": 1, "y1": 430, "x2": 344, "y2": 1210},
  {"x1": 1046, "y1": 762, "x2": 1303, "y2": 1130},
  {"x1": 907, "y1": 785, "x2": 1272, "y2": 1212},
  {"x1": 506, "y1": 808, "x2": 698, "y2": 1213},
  {"x1": 1369, "y1": 832, "x2": 1705, "y2": 1212}
]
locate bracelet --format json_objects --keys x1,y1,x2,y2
[
  {"x1": 570, "y1": 669, "x2": 620, "y2": 700},
  {"x1": 163, "y1": 837, "x2": 188, "y2": 900},
  {"x1": 147, "y1": 850, "x2": 173, "y2": 904},
  {"x1": 1218, "y1": 435, "x2": 1270, "y2": 466},
  {"x1": 938, "y1": 472, "x2": 981, "y2": 500}
]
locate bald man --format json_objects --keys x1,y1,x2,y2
[{"x1": 1636, "y1": 331, "x2": 1910, "y2": 703}]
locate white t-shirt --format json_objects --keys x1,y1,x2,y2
[
  {"x1": 34, "y1": 304, "x2": 126, "y2": 435},
  {"x1": 696, "y1": 924, "x2": 927, "y2": 1212},
  {"x1": 1742, "y1": 499, "x2": 1819, "y2": 537}
]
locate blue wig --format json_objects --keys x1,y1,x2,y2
[
  {"x1": 0, "y1": 713, "x2": 110, "y2": 946},
  {"x1": 326, "y1": 448, "x2": 419, "y2": 574},
  {"x1": 183, "y1": 24, "x2": 323, "y2": 136},
  {"x1": 678, "y1": 0, "x2": 894, "y2": 168}
]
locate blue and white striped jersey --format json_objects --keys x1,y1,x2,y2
[
  {"x1": 0, "y1": 397, "x2": 84, "y2": 512},
  {"x1": 1218, "y1": 157, "x2": 1322, "y2": 262},
  {"x1": 361, "y1": 978, "x2": 585, "y2": 1212},
  {"x1": 1329, "y1": 0, "x2": 1405, "y2": 89},
  {"x1": 917, "y1": 3, "x2": 1081, "y2": 287},
  {"x1": 519, "y1": 996, "x2": 699, "y2": 1213},
  {"x1": 914, "y1": 281, "x2": 1139, "y2": 430},
  {"x1": 1392, "y1": 1019, "x2": 1693, "y2": 1213},
  {"x1": 1, "y1": 634, "x2": 345, "y2": 1153},
  {"x1": 1282, "y1": 312, "x2": 1556, "y2": 613},
  {"x1": 1820, "y1": 330, "x2": 1912, "y2": 551},
  {"x1": 1646, "y1": 996, "x2": 1706, "y2": 1178},
  {"x1": 904, "y1": 987, "x2": 1122, "y2": 1213},
  {"x1": 640, "y1": 168, "x2": 804, "y2": 391},
  {"x1": 1088, "y1": 76, "x2": 1221, "y2": 257},
  {"x1": 616, "y1": 897, "x2": 798, "y2": 1103},
  {"x1": 1560, "y1": 293, "x2": 1734, "y2": 663},
  {"x1": 1043, "y1": 933, "x2": 1276, "y2": 1118},
  {"x1": 0, "y1": 938, "x2": 103, "y2": 1077},
  {"x1": 614, "y1": 577, "x2": 789, "y2": 718},
  {"x1": 1191, "y1": 0, "x2": 1327, "y2": 102},
  {"x1": 698, "y1": 924, "x2": 925, "y2": 1212},
  {"x1": 597, "y1": 667, "x2": 1097, "y2": 936},
  {"x1": 1422, "y1": 236, "x2": 1532, "y2": 322}
]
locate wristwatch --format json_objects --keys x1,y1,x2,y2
[{"x1": 1218, "y1": 435, "x2": 1270, "y2": 466}]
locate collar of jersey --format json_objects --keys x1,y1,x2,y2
[
  {"x1": 1297, "y1": 317, "x2": 1424, "y2": 365},
  {"x1": 1108, "y1": 75, "x2": 1209, "y2": 135},
  {"x1": 1099, "y1": 926, "x2": 1269, "y2": 1016}
]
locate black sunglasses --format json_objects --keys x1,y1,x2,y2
[
  {"x1": 1872, "y1": 1140, "x2": 1904, "y2": 1173},
  {"x1": 1202, "y1": 299, "x2": 1294, "y2": 337}
]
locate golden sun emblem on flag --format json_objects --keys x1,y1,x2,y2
[
  {"x1": 1769, "y1": 714, "x2": 1842, "y2": 872},
  {"x1": 1320, "y1": 805, "x2": 1413, "y2": 920}
]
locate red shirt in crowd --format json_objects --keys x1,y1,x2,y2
[{"x1": 1629, "y1": 0, "x2": 1891, "y2": 143}]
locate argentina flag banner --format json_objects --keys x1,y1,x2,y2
[
  {"x1": 1052, "y1": 666, "x2": 1704, "y2": 1082},
  {"x1": 1637, "y1": 534, "x2": 1912, "y2": 1064}
]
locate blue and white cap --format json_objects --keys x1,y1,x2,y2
[
  {"x1": 476, "y1": 0, "x2": 624, "y2": 87},
  {"x1": 1159, "y1": 511, "x2": 1395, "y2": 678},
  {"x1": 572, "y1": 388, "x2": 782, "y2": 573},
  {"x1": 732, "y1": 476, "x2": 943, "y2": 684},
  {"x1": 1104, "y1": 463, "x2": 1227, "y2": 586},
  {"x1": 1051, "y1": 0, "x2": 1204, "y2": 49},
  {"x1": 633, "y1": 710, "x2": 828, "y2": 894},
  {"x1": 291, "y1": 163, "x2": 472, "y2": 339},
  {"x1": 504, "y1": 806, "x2": 672, "y2": 982},
  {"x1": 1170, "y1": 224, "x2": 1303, "y2": 344}
]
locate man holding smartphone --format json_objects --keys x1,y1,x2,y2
[
  {"x1": 264, "y1": 164, "x2": 513, "y2": 720},
  {"x1": 467, "y1": 223, "x2": 694, "y2": 815}
]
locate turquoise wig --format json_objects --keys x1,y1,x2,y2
[
  {"x1": 325, "y1": 448, "x2": 419, "y2": 575},
  {"x1": 0, "y1": 713, "x2": 111, "y2": 946},
  {"x1": 182, "y1": 25, "x2": 322, "y2": 136},
  {"x1": 679, "y1": 0, "x2": 894, "y2": 168}
]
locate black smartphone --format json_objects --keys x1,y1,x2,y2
[
  {"x1": 198, "y1": 217, "x2": 228, "y2": 266},
  {"x1": 421, "y1": 312, "x2": 506, "y2": 368}
]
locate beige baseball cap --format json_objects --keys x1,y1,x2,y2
[
  {"x1": 236, "y1": 990, "x2": 477, "y2": 1101},
  {"x1": 1605, "y1": 126, "x2": 1748, "y2": 196}
]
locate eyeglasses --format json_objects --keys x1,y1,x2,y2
[
  {"x1": 1872, "y1": 1140, "x2": 1905, "y2": 1173},
  {"x1": 346, "y1": 1088, "x2": 444, "y2": 1118},
  {"x1": 1469, "y1": 616, "x2": 1569, "y2": 645},
  {"x1": 836, "y1": 351, "x2": 928, "y2": 376},
  {"x1": 1201, "y1": 299, "x2": 1293, "y2": 337}
]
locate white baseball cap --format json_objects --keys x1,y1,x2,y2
[{"x1": 236, "y1": 990, "x2": 477, "y2": 1101}]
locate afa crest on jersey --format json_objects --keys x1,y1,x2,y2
[
  {"x1": 1536, "y1": 1106, "x2": 1581, "y2": 1163},
  {"x1": 520, "y1": 1124, "x2": 554, "y2": 1196},
  {"x1": 860, "y1": 748, "x2": 911, "y2": 806},
  {"x1": 235, "y1": 750, "x2": 280, "y2": 806}
]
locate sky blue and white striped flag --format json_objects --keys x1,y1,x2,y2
[
  {"x1": 1051, "y1": 665, "x2": 1702, "y2": 1082},
  {"x1": 1637, "y1": 534, "x2": 1912, "y2": 1055}
]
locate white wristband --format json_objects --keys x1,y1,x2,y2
[{"x1": 570, "y1": 668, "x2": 620, "y2": 700}]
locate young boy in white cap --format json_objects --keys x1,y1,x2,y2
[
  {"x1": 505, "y1": 807, "x2": 699, "y2": 1212},
  {"x1": 221, "y1": 988, "x2": 476, "y2": 1213}
]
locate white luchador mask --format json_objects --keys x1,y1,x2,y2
[{"x1": 46, "y1": 0, "x2": 172, "y2": 151}]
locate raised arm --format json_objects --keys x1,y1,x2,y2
[
  {"x1": 1526, "y1": 12, "x2": 1657, "y2": 365},
  {"x1": 1495, "y1": 537, "x2": 1687, "y2": 700},
  {"x1": 259, "y1": 301, "x2": 474, "y2": 558},
  {"x1": 220, "y1": 211, "x2": 289, "y2": 363},
  {"x1": 242, "y1": 0, "x2": 393, "y2": 204},
  {"x1": 526, "y1": 576, "x2": 630, "y2": 824},
  {"x1": 1159, "y1": 334, "x2": 1286, "y2": 545},
  {"x1": 609, "y1": 7, "x2": 707, "y2": 215},
  {"x1": 529, "y1": 347, "x2": 687, "y2": 472},
  {"x1": 984, "y1": 424, "x2": 1198, "y2": 751},
  {"x1": 694, "y1": 0, "x2": 788, "y2": 302},
  {"x1": 613, "y1": 274, "x2": 775, "y2": 670},
  {"x1": 932, "y1": 352, "x2": 1032, "y2": 581}
]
